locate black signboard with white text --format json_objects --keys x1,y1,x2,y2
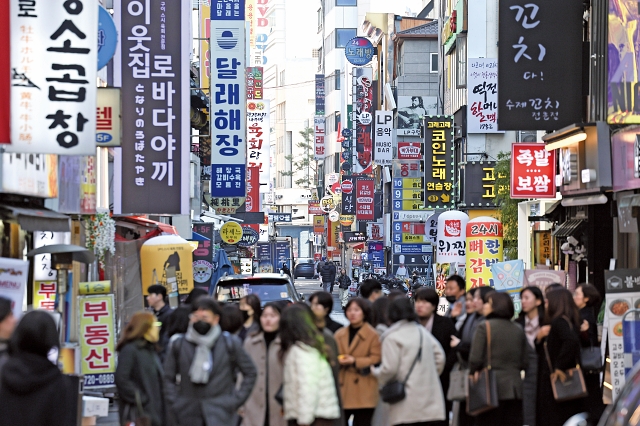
[
  {"x1": 498, "y1": 0, "x2": 583, "y2": 131},
  {"x1": 343, "y1": 231, "x2": 367, "y2": 244},
  {"x1": 462, "y1": 161, "x2": 497, "y2": 208}
]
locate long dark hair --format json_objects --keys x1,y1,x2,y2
[
  {"x1": 518, "y1": 286, "x2": 545, "y2": 324},
  {"x1": 279, "y1": 303, "x2": 327, "y2": 361},
  {"x1": 411, "y1": 96, "x2": 424, "y2": 109},
  {"x1": 371, "y1": 297, "x2": 391, "y2": 328},
  {"x1": 10, "y1": 310, "x2": 59, "y2": 357},
  {"x1": 344, "y1": 298, "x2": 372, "y2": 324},
  {"x1": 259, "y1": 302, "x2": 284, "y2": 332},
  {"x1": 546, "y1": 288, "x2": 581, "y2": 330},
  {"x1": 241, "y1": 294, "x2": 262, "y2": 320}
]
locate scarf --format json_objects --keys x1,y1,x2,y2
[
  {"x1": 185, "y1": 323, "x2": 221, "y2": 384},
  {"x1": 524, "y1": 315, "x2": 539, "y2": 348}
]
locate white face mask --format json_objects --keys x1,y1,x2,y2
[{"x1": 47, "y1": 347, "x2": 59, "y2": 365}]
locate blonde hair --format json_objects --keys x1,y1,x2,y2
[{"x1": 117, "y1": 311, "x2": 155, "y2": 351}]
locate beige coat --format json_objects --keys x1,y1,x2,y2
[
  {"x1": 334, "y1": 323, "x2": 382, "y2": 410},
  {"x1": 374, "y1": 320, "x2": 446, "y2": 425},
  {"x1": 241, "y1": 333, "x2": 286, "y2": 426}
]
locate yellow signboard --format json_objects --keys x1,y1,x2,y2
[
  {"x1": 198, "y1": 2, "x2": 210, "y2": 92},
  {"x1": 393, "y1": 189, "x2": 423, "y2": 200},
  {"x1": 33, "y1": 281, "x2": 56, "y2": 311},
  {"x1": 397, "y1": 178, "x2": 422, "y2": 189},
  {"x1": 220, "y1": 221, "x2": 243, "y2": 244},
  {"x1": 79, "y1": 295, "x2": 116, "y2": 388},
  {"x1": 141, "y1": 235, "x2": 194, "y2": 295},
  {"x1": 402, "y1": 234, "x2": 430, "y2": 243},
  {"x1": 79, "y1": 280, "x2": 111, "y2": 295},
  {"x1": 393, "y1": 200, "x2": 424, "y2": 211}
]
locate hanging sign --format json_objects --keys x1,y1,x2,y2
[
  {"x1": 79, "y1": 294, "x2": 116, "y2": 388},
  {"x1": 344, "y1": 37, "x2": 374, "y2": 66},
  {"x1": 220, "y1": 221, "x2": 243, "y2": 244},
  {"x1": 511, "y1": 143, "x2": 556, "y2": 198}
]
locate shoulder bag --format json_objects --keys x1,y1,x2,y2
[
  {"x1": 379, "y1": 324, "x2": 423, "y2": 404},
  {"x1": 544, "y1": 319, "x2": 587, "y2": 402},
  {"x1": 466, "y1": 321, "x2": 499, "y2": 416},
  {"x1": 447, "y1": 353, "x2": 469, "y2": 401},
  {"x1": 123, "y1": 390, "x2": 151, "y2": 426}
]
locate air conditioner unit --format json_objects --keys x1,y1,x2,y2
[{"x1": 517, "y1": 131, "x2": 538, "y2": 143}]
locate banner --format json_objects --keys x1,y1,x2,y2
[
  {"x1": 498, "y1": 0, "x2": 583, "y2": 130},
  {"x1": 199, "y1": 1, "x2": 211, "y2": 91},
  {"x1": 511, "y1": 143, "x2": 556, "y2": 198},
  {"x1": 192, "y1": 223, "x2": 214, "y2": 287},
  {"x1": 436, "y1": 211, "x2": 469, "y2": 293},
  {"x1": 424, "y1": 116, "x2": 454, "y2": 208},
  {"x1": 208, "y1": 0, "x2": 247, "y2": 214},
  {"x1": 114, "y1": 0, "x2": 190, "y2": 214},
  {"x1": 313, "y1": 215, "x2": 325, "y2": 234},
  {"x1": 374, "y1": 111, "x2": 393, "y2": 166},
  {"x1": 58, "y1": 156, "x2": 97, "y2": 214},
  {"x1": 246, "y1": 67, "x2": 263, "y2": 100},
  {"x1": 352, "y1": 68, "x2": 373, "y2": 174},
  {"x1": 140, "y1": 235, "x2": 194, "y2": 296},
  {"x1": 79, "y1": 295, "x2": 116, "y2": 388},
  {"x1": 467, "y1": 59, "x2": 500, "y2": 133},
  {"x1": 314, "y1": 116, "x2": 326, "y2": 160},
  {"x1": 397, "y1": 96, "x2": 438, "y2": 136},
  {"x1": 355, "y1": 177, "x2": 375, "y2": 221},
  {"x1": 315, "y1": 74, "x2": 325, "y2": 116},
  {"x1": 0, "y1": 258, "x2": 29, "y2": 319},
  {"x1": 9, "y1": 0, "x2": 97, "y2": 155},
  {"x1": 465, "y1": 217, "x2": 503, "y2": 289},
  {"x1": 254, "y1": 0, "x2": 268, "y2": 66},
  {"x1": 2, "y1": 153, "x2": 58, "y2": 198},
  {"x1": 96, "y1": 88, "x2": 121, "y2": 147},
  {"x1": 0, "y1": 1, "x2": 8, "y2": 143},
  {"x1": 247, "y1": 99, "x2": 270, "y2": 191},
  {"x1": 245, "y1": 166, "x2": 260, "y2": 214}
]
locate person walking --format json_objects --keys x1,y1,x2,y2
[
  {"x1": 515, "y1": 286, "x2": 545, "y2": 426},
  {"x1": 309, "y1": 291, "x2": 343, "y2": 334},
  {"x1": 336, "y1": 268, "x2": 352, "y2": 309},
  {"x1": 147, "y1": 284, "x2": 174, "y2": 361},
  {"x1": 239, "y1": 294, "x2": 262, "y2": 341},
  {"x1": 280, "y1": 303, "x2": 341, "y2": 426},
  {"x1": 374, "y1": 297, "x2": 446, "y2": 426},
  {"x1": 536, "y1": 289, "x2": 586, "y2": 426},
  {"x1": 574, "y1": 283, "x2": 605, "y2": 422},
  {"x1": 320, "y1": 260, "x2": 337, "y2": 293},
  {"x1": 164, "y1": 297, "x2": 257, "y2": 426},
  {"x1": 115, "y1": 311, "x2": 166, "y2": 426},
  {"x1": 241, "y1": 302, "x2": 286, "y2": 426},
  {"x1": 0, "y1": 297, "x2": 17, "y2": 379},
  {"x1": 334, "y1": 298, "x2": 381, "y2": 426},
  {"x1": 414, "y1": 288, "x2": 456, "y2": 426},
  {"x1": 359, "y1": 279, "x2": 383, "y2": 303},
  {"x1": 0, "y1": 311, "x2": 79, "y2": 426},
  {"x1": 444, "y1": 275, "x2": 467, "y2": 331},
  {"x1": 468, "y1": 292, "x2": 529, "y2": 426},
  {"x1": 370, "y1": 297, "x2": 391, "y2": 426}
]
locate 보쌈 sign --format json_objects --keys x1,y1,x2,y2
[
  {"x1": 79, "y1": 294, "x2": 116, "y2": 388},
  {"x1": 10, "y1": 0, "x2": 98, "y2": 155},
  {"x1": 510, "y1": 143, "x2": 556, "y2": 198}
]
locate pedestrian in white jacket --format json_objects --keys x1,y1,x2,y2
[
  {"x1": 373, "y1": 298, "x2": 446, "y2": 426},
  {"x1": 280, "y1": 304, "x2": 341, "y2": 426}
]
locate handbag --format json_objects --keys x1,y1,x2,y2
[
  {"x1": 123, "y1": 390, "x2": 151, "y2": 426},
  {"x1": 544, "y1": 341, "x2": 587, "y2": 402},
  {"x1": 466, "y1": 321, "x2": 499, "y2": 416},
  {"x1": 580, "y1": 346, "x2": 602, "y2": 371},
  {"x1": 379, "y1": 325, "x2": 423, "y2": 404},
  {"x1": 274, "y1": 384, "x2": 284, "y2": 406},
  {"x1": 447, "y1": 358, "x2": 469, "y2": 401}
]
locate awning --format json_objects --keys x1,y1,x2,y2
[
  {"x1": 115, "y1": 216, "x2": 178, "y2": 241},
  {"x1": 0, "y1": 205, "x2": 71, "y2": 232},
  {"x1": 552, "y1": 219, "x2": 584, "y2": 238},
  {"x1": 191, "y1": 231, "x2": 210, "y2": 242}
]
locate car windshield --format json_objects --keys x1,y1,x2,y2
[{"x1": 215, "y1": 279, "x2": 291, "y2": 303}]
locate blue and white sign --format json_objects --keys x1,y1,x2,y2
[
  {"x1": 238, "y1": 227, "x2": 260, "y2": 247},
  {"x1": 98, "y1": 5, "x2": 118, "y2": 70},
  {"x1": 345, "y1": 37, "x2": 375, "y2": 66},
  {"x1": 210, "y1": 0, "x2": 246, "y2": 213},
  {"x1": 393, "y1": 244, "x2": 433, "y2": 254}
]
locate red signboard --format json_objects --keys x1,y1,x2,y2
[
  {"x1": 245, "y1": 167, "x2": 260, "y2": 232},
  {"x1": 397, "y1": 142, "x2": 423, "y2": 160},
  {"x1": 0, "y1": 1, "x2": 9, "y2": 143},
  {"x1": 308, "y1": 201, "x2": 323, "y2": 215},
  {"x1": 355, "y1": 177, "x2": 375, "y2": 221},
  {"x1": 510, "y1": 143, "x2": 556, "y2": 199}
]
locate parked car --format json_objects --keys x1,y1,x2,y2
[
  {"x1": 294, "y1": 258, "x2": 316, "y2": 279},
  {"x1": 597, "y1": 360, "x2": 640, "y2": 426},
  {"x1": 212, "y1": 273, "x2": 304, "y2": 306}
]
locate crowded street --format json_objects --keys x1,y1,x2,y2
[{"x1": 1, "y1": 0, "x2": 640, "y2": 425}]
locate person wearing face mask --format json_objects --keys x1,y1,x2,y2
[
  {"x1": 444, "y1": 275, "x2": 467, "y2": 331},
  {"x1": 239, "y1": 294, "x2": 262, "y2": 341},
  {"x1": 0, "y1": 310, "x2": 78, "y2": 426},
  {"x1": 240, "y1": 302, "x2": 287, "y2": 426},
  {"x1": 164, "y1": 297, "x2": 257, "y2": 426},
  {"x1": 0, "y1": 296, "x2": 17, "y2": 380},
  {"x1": 115, "y1": 311, "x2": 166, "y2": 426}
]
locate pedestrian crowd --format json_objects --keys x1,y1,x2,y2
[{"x1": 0, "y1": 274, "x2": 604, "y2": 426}]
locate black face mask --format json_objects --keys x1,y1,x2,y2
[
  {"x1": 193, "y1": 321, "x2": 212, "y2": 335},
  {"x1": 446, "y1": 295, "x2": 458, "y2": 304},
  {"x1": 240, "y1": 309, "x2": 250, "y2": 322}
]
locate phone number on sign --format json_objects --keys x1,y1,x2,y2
[{"x1": 84, "y1": 373, "x2": 115, "y2": 387}]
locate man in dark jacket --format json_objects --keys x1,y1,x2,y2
[
  {"x1": 147, "y1": 284, "x2": 173, "y2": 360},
  {"x1": 164, "y1": 298, "x2": 257, "y2": 426},
  {"x1": 320, "y1": 260, "x2": 337, "y2": 293}
]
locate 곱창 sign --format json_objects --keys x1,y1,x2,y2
[{"x1": 510, "y1": 143, "x2": 556, "y2": 198}]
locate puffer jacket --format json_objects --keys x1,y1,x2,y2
[{"x1": 283, "y1": 342, "x2": 340, "y2": 425}]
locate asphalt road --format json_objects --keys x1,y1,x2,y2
[{"x1": 293, "y1": 277, "x2": 348, "y2": 326}]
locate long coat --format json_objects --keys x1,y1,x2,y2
[
  {"x1": 375, "y1": 320, "x2": 446, "y2": 425},
  {"x1": 115, "y1": 339, "x2": 166, "y2": 426},
  {"x1": 241, "y1": 333, "x2": 286, "y2": 426},
  {"x1": 163, "y1": 332, "x2": 257, "y2": 426},
  {"x1": 334, "y1": 323, "x2": 382, "y2": 410}
]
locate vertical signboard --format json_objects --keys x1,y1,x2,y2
[
  {"x1": 247, "y1": 99, "x2": 270, "y2": 191},
  {"x1": 0, "y1": 1, "x2": 8, "y2": 143},
  {"x1": 436, "y1": 211, "x2": 469, "y2": 292},
  {"x1": 96, "y1": 88, "x2": 121, "y2": 147},
  {"x1": 208, "y1": 0, "x2": 247, "y2": 214},
  {"x1": 254, "y1": 0, "x2": 268, "y2": 66},
  {"x1": 498, "y1": 0, "x2": 583, "y2": 130},
  {"x1": 467, "y1": 58, "x2": 500, "y2": 133},
  {"x1": 355, "y1": 177, "x2": 374, "y2": 221},
  {"x1": 374, "y1": 111, "x2": 393, "y2": 166},
  {"x1": 341, "y1": 176, "x2": 356, "y2": 215},
  {"x1": 315, "y1": 74, "x2": 325, "y2": 116},
  {"x1": 314, "y1": 116, "x2": 326, "y2": 160},
  {"x1": 245, "y1": 166, "x2": 260, "y2": 215},
  {"x1": 463, "y1": 161, "x2": 497, "y2": 207},
  {"x1": 58, "y1": 156, "x2": 97, "y2": 214},
  {"x1": 465, "y1": 217, "x2": 503, "y2": 288},
  {"x1": 79, "y1": 295, "x2": 116, "y2": 389},
  {"x1": 192, "y1": 223, "x2": 214, "y2": 288},
  {"x1": 510, "y1": 143, "x2": 556, "y2": 198},
  {"x1": 424, "y1": 116, "x2": 455, "y2": 209},
  {"x1": 10, "y1": 0, "x2": 97, "y2": 155},
  {"x1": 114, "y1": 0, "x2": 190, "y2": 214},
  {"x1": 199, "y1": 0, "x2": 211, "y2": 92},
  {"x1": 246, "y1": 67, "x2": 263, "y2": 100},
  {"x1": 352, "y1": 67, "x2": 373, "y2": 174}
]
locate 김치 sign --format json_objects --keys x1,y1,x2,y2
[{"x1": 510, "y1": 143, "x2": 556, "y2": 198}]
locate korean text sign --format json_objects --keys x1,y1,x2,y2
[
  {"x1": 356, "y1": 177, "x2": 374, "y2": 221},
  {"x1": 315, "y1": 74, "x2": 325, "y2": 116},
  {"x1": 352, "y1": 67, "x2": 373, "y2": 174},
  {"x1": 374, "y1": 111, "x2": 393, "y2": 166},
  {"x1": 209, "y1": 0, "x2": 247, "y2": 213},
  {"x1": 114, "y1": 0, "x2": 190, "y2": 214},
  {"x1": 79, "y1": 295, "x2": 116, "y2": 388},
  {"x1": 0, "y1": 258, "x2": 29, "y2": 319},
  {"x1": 314, "y1": 116, "x2": 326, "y2": 160},
  {"x1": 465, "y1": 217, "x2": 503, "y2": 289},
  {"x1": 463, "y1": 161, "x2": 497, "y2": 207},
  {"x1": 498, "y1": 0, "x2": 583, "y2": 131},
  {"x1": 10, "y1": 0, "x2": 97, "y2": 155},
  {"x1": 510, "y1": 143, "x2": 556, "y2": 198},
  {"x1": 467, "y1": 59, "x2": 499, "y2": 133},
  {"x1": 424, "y1": 116, "x2": 454, "y2": 208},
  {"x1": 247, "y1": 100, "x2": 270, "y2": 191}
]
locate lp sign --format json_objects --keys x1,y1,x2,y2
[{"x1": 375, "y1": 111, "x2": 393, "y2": 166}]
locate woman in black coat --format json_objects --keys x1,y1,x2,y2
[
  {"x1": 536, "y1": 289, "x2": 586, "y2": 426},
  {"x1": 115, "y1": 311, "x2": 166, "y2": 426},
  {"x1": 0, "y1": 311, "x2": 79, "y2": 426}
]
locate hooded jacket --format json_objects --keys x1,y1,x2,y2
[{"x1": 0, "y1": 352, "x2": 78, "y2": 426}]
